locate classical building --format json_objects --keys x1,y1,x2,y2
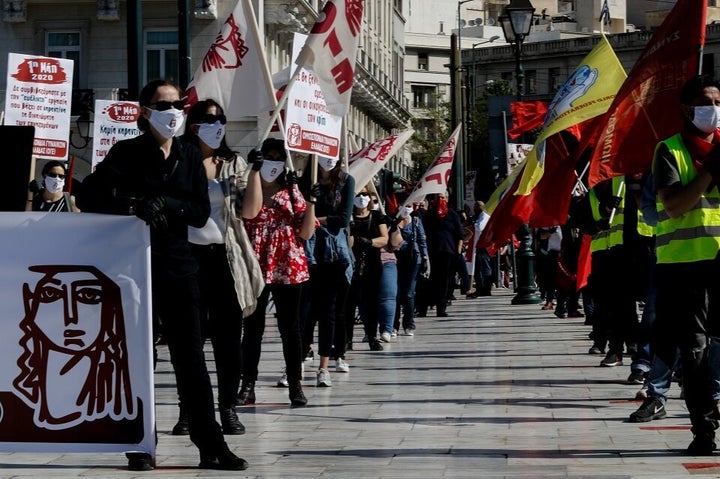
[{"x1": 0, "y1": 0, "x2": 410, "y2": 180}]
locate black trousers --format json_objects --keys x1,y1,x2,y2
[
  {"x1": 243, "y1": 283, "x2": 304, "y2": 383},
  {"x1": 430, "y1": 251, "x2": 454, "y2": 315},
  {"x1": 653, "y1": 257, "x2": 720, "y2": 435},
  {"x1": 190, "y1": 243, "x2": 243, "y2": 408},
  {"x1": 304, "y1": 263, "x2": 350, "y2": 358},
  {"x1": 154, "y1": 270, "x2": 223, "y2": 452}
]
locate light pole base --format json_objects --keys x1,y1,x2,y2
[
  {"x1": 511, "y1": 287, "x2": 543, "y2": 305},
  {"x1": 511, "y1": 223, "x2": 543, "y2": 305}
]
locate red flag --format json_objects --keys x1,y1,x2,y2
[
  {"x1": 586, "y1": 0, "x2": 707, "y2": 187},
  {"x1": 507, "y1": 101, "x2": 549, "y2": 139},
  {"x1": 575, "y1": 234, "x2": 593, "y2": 291},
  {"x1": 299, "y1": 0, "x2": 364, "y2": 117}
]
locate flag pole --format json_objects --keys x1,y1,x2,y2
[
  {"x1": 255, "y1": 61, "x2": 305, "y2": 151},
  {"x1": 607, "y1": 180, "x2": 625, "y2": 225}
]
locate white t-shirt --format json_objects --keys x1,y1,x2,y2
[{"x1": 188, "y1": 179, "x2": 226, "y2": 245}]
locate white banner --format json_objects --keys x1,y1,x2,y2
[
  {"x1": 506, "y1": 143, "x2": 532, "y2": 175},
  {"x1": 405, "y1": 124, "x2": 462, "y2": 206},
  {"x1": 285, "y1": 32, "x2": 342, "y2": 159},
  {"x1": 348, "y1": 129, "x2": 414, "y2": 194},
  {"x1": 0, "y1": 213, "x2": 155, "y2": 455},
  {"x1": 92, "y1": 100, "x2": 142, "y2": 172},
  {"x1": 4, "y1": 53, "x2": 74, "y2": 161}
]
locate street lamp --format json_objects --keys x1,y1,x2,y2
[
  {"x1": 452, "y1": 0, "x2": 474, "y2": 211},
  {"x1": 500, "y1": 0, "x2": 541, "y2": 305}
]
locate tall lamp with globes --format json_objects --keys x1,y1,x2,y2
[{"x1": 499, "y1": 0, "x2": 542, "y2": 305}]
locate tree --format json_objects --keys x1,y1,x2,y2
[{"x1": 408, "y1": 95, "x2": 451, "y2": 185}]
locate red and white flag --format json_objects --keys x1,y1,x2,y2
[
  {"x1": 298, "y1": 0, "x2": 364, "y2": 117},
  {"x1": 405, "y1": 124, "x2": 462, "y2": 206},
  {"x1": 184, "y1": 0, "x2": 274, "y2": 120},
  {"x1": 348, "y1": 129, "x2": 414, "y2": 194}
]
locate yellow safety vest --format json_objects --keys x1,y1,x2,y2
[
  {"x1": 637, "y1": 210, "x2": 655, "y2": 238},
  {"x1": 589, "y1": 176, "x2": 625, "y2": 253},
  {"x1": 654, "y1": 133, "x2": 720, "y2": 264}
]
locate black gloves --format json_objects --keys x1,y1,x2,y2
[
  {"x1": 286, "y1": 170, "x2": 298, "y2": 185},
  {"x1": 28, "y1": 179, "x2": 41, "y2": 194},
  {"x1": 386, "y1": 215, "x2": 400, "y2": 231},
  {"x1": 310, "y1": 183, "x2": 322, "y2": 199},
  {"x1": 600, "y1": 195, "x2": 622, "y2": 213},
  {"x1": 134, "y1": 196, "x2": 168, "y2": 230},
  {"x1": 355, "y1": 236, "x2": 372, "y2": 247},
  {"x1": 248, "y1": 149, "x2": 263, "y2": 171},
  {"x1": 595, "y1": 218, "x2": 611, "y2": 231}
]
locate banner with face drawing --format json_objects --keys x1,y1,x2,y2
[{"x1": 0, "y1": 212, "x2": 154, "y2": 455}]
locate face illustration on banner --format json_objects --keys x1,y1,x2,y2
[
  {"x1": 287, "y1": 123, "x2": 302, "y2": 147},
  {"x1": 201, "y1": 12, "x2": 249, "y2": 73},
  {"x1": 12, "y1": 265, "x2": 136, "y2": 430}
]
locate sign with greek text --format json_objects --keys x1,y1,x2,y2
[
  {"x1": 91, "y1": 100, "x2": 142, "y2": 172},
  {"x1": 4, "y1": 53, "x2": 74, "y2": 161},
  {"x1": 284, "y1": 32, "x2": 342, "y2": 160}
]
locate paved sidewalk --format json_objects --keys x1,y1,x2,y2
[{"x1": 0, "y1": 289, "x2": 717, "y2": 478}]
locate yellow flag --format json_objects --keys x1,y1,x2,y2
[{"x1": 514, "y1": 35, "x2": 626, "y2": 196}]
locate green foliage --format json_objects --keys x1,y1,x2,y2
[{"x1": 408, "y1": 95, "x2": 451, "y2": 184}]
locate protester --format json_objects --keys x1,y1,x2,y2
[
  {"x1": 77, "y1": 79, "x2": 247, "y2": 471},
  {"x1": 470, "y1": 201, "x2": 492, "y2": 297},
  {"x1": 237, "y1": 138, "x2": 314, "y2": 406},
  {"x1": 176, "y1": 99, "x2": 264, "y2": 436},
  {"x1": 29, "y1": 160, "x2": 79, "y2": 212},
  {"x1": 649, "y1": 75, "x2": 720, "y2": 455},
  {"x1": 302, "y1": 155, "x2": 355, "y2": 384},
  {"x1": 376, "y1": 196, "x2": 403, "y2": 342},
  {"x1": 394, "y1": 199, "x2": 428, "y2": 335}
]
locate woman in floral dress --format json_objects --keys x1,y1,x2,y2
[{"x1": 237, "y1": 138, "x2": 316, "y2": 407}]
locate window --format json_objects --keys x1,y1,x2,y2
[
  {"x1": 549, "y1": 67, "x2": 562, "y2": 92},
  {"x1": 145, "y1": 30, "x2": 179, "y2": 84},
  {"x1": 46, "y1": 31, "x2": 81, "y2": 90},
  {"x1": 418, "y1": 52, "x2": 428, "y2": 71},
  {"x1": 412, "y1": 85, "x2": 436, "y2": 108}
]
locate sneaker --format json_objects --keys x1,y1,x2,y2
[
  {"x1": 380, "y1": 332, "x2": 392, "y2": 343},
  {"x1": 277, "y1": 368, "x2": 289, "y2": 388},
  {"x1": 404, "y1": 328, "x2": 415, "y2": 336},
  {"x1": 600, "y1": 352, "x2": 623, "y2": 367},
  {"x1": 304, "y1": 349, "x2": 315, "y2": 363},
  {"x1": 335, "y1": 358, "x2": 350, "y2": 373},
  {"x1": 627, "y1": 369, "x2": 647, "y2": 385},
  {"x1": 588, "y1": 345, "x2": 604, "y2": 355},
  {"x1": 629, "y1": 397, "x2": 667, "y2": 423},
  {"x1": 554, "y1": 310, "x2": 568, "y2": 319},
  {"x1": 289, "y1": 381, "x2": 308, "y2": 406},
  {"x1": 317, "y1": 368, "x2": 332, "y2": 387},
  {"x1": 635, "y1": 387, "x2": 648, "y2": 400},
  {"x1": 687, "y1": 432, "x2": 717, "y2": 456},
  {"x1": 391, "y1": 330, "x2": 398, "y2": 339},
  {"x1": 361, "y1": 334, "x2": 369, "y2": 343},
  {"x1": 369, "y1": 338, "x2": 384, "y2": 351}
]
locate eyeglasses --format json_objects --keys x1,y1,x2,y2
[
  {"x1": 149, "y1": 100, "x2": 185, "y2": 111},
  {"x1": 46, "y1": 173, "x2": 66, "y2": 180},
  {"x1": 200, "y1": 114, "x2": 227, "y2": 125}
]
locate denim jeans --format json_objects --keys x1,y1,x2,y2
[
  {"x1": 396, "y1": 257, "x2": 420, "y2": 331},
  {"x1": 378, "y1": 261, "x2": 398, "y2": 335}
]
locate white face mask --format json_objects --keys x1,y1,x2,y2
[
  {"x1": 318, "y1": 156, "x2": 339, "y2": 171},
  {"x1": 148, "y1": 108, "x2": 185, "y2": 139},
  {"x1": 399, "y1": 206, "x2": 413, "y2": 218},
  {"x1": 197, "y1": 122, "x2": 225, "y2": 150},
  {"x1": 44, "y1": 176, "x2": 65, "y2": 194},
  {"x1": 260, "y1": 160, "x2": 285, "y2": 183},
  {"x1": 692, "y1": 105, "x2": 720, "y2": 134},
  {"x1": 371, "y1": 202, "x2": 380, "y2": 211},
  {"x1": 354, "y1": 195, "x2": 371, "y2": 209}
]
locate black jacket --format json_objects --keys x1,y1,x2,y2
[{"x1": 78, "y1": 133, "x2": 210, "y2": 277}]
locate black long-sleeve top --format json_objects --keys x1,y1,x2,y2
[{"x1": 78, "y1": 133, "x2": 210, "y2": 277}]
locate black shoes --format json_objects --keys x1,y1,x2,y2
[
  {"x1": 627, "y1": 369, "x2": 648, "y2": 385},
  {"x1": 238, "y1": 381, "x2": 256, "y2": 405},
  {"x1": 171, "y1": 405, "x2": 190, "y2": 436},
  {"x1": 199, "y1": 442, "x2": 249, "y2": 470},
  {"x1": 127, "y1": 453, "x2": 154, "y2": 471},
  {"x1": 368, "y1": 338, "x2": 384, "y2": 351},
  {"x1": 289, "y1": 380, "x2": 308, "y2": 406},
  {"x1": 687, "y1": 432, "x2": 717, "y2": 456},
  {"x1": 629, "y1": 397, "x2": 667, "y2": 423},
  {"x1": 219, "y1": 405, "x2": 246, "y2": 435}
]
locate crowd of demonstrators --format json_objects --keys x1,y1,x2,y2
[{"x1": 29, "y1": 160, "x2": 80, "y2": 212}]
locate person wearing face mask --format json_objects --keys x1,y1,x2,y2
[
  {"x1": 237, "y1": 138, "x2": 315, "y2": 406},
  {"x1": 168, "y1": 100, "x2": 264, "y2": 436},
  {"x1": 300, "y1": 154, "x2": 355, "y2": 386},
  {"x1": 394, "y1": 199, "x2": 428, "y2": 336},
  {"x1": 29, "y1": 160, "x2": 79, "y2": 212},
  {"x1": 78, "y1": 80, "x2": 248, "y2": 471},
  {"x1": 649, "y1": 75, "x2": 720, "y2": 455},
  {"x1": 349, "y1": 187, "x2": 389, "y2": 351}
]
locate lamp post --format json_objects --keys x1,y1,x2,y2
[
  {"x1": 452, "y1": 0, "x2": 474, "y2": 211},
  {"x1": 500, "y1": 0, "x2": 541, "y2": 305}
]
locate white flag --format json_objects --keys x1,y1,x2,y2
[
  {"x1": 405, "y1": 124, "x2": 462, "y2": 206},
  {"x1": 298, "y1": 0, "x2": 364, "y2": 117},
  {"x1": 185, "y1": 0, "x2": 274, "y2": 120},
  {"x1": 348, "y1": 129, "x2": 414, "y2": 194}
]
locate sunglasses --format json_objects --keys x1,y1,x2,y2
[
  {"x1": 46, "y1": 173, "x2": 66, "y2": 180},
  {"x1": 200, "y1": 114, "x2": 227, "y2": 125},
  {"x1": 356, "y1": 192, "x2": 370, "y2": 197},
  {"x1": 150, "y1": 100, "x2": 185, "y2": 111}
]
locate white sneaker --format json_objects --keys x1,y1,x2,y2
[
  {"x1": 335, "y1": 358, "x2": 350, "y2": 373},
  {"x1": 317, "y1": 368, "x2": 332, "y2": 387},
  {"x1": 404, "y1": 328, "x2": 415, "y2": 336},
  {"x1": 277, "y1": 367, "x2": 289, "y2": 387},
  {"x1": 380, "y1": 332, "x2": 392, "y2": 343},
  {"x1": 391, "y1": 330, "x2": 398, "y2": 339}
]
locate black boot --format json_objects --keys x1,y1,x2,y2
[
  {"x1": 199, "y1": 441, "x2": 249, "y2": 470},
  {"x1": 238, "y1": 381, "x2": 256, "y2": 405},
  {"x1": 289, "y1": 380, "x2": 308, "y2": 406},
  {"x1": 219, "y1": 405, "x2": 245, "y2": 435},
  {"x1": 171, "y1": 404, "x2": 189, "y2": 436}
]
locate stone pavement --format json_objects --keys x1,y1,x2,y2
[{"x1": 1, "y1": 289, "x2": 719, "y2": 478}]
